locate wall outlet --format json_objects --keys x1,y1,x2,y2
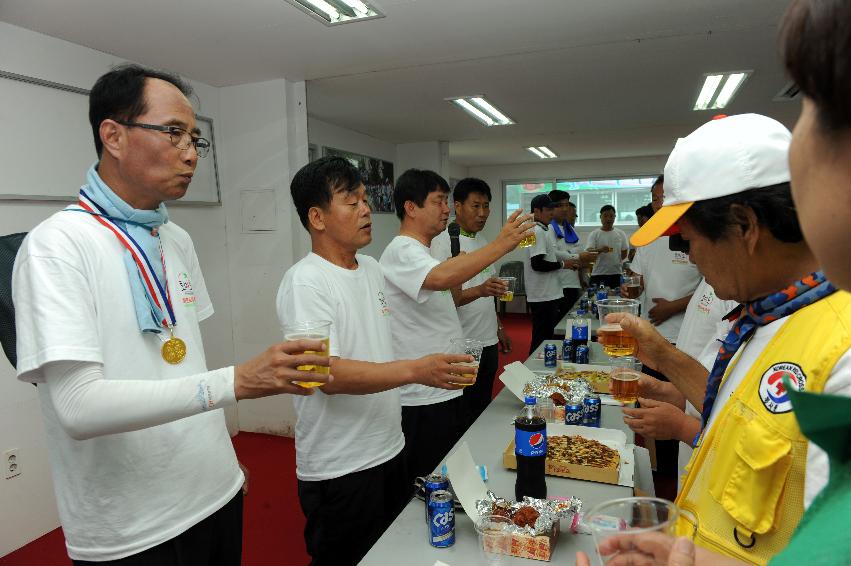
[{"x1": 4, "y1": 448, "x2": 21, "y2": 480}]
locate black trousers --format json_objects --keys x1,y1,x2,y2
[
  {"x1": 590, "y1": 274, "x2": 622, "y2": 289},
  {"x1": 642, "y1": 364, "x2": 680, "y2": 476},
  {"x1": 528, "y1": 298, "x2": 563, "y2": 355},
  {"x1": 462, "y1": 343, "x2": 499, "y2": 427},
  {"x1": 297, "y1": 450, "x2": 410, "y2": 566},
  {"x1": 72, "y1": 492, "x2": 243, "y2": 566},
  {"x1": 401, "y1": 395, "x2": 467, "y2": 487}
]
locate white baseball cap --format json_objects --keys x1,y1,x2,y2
[{"x1": 631, "y1": 113, "x2": 792, "y2": 247}]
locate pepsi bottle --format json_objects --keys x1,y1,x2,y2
[{"x1": 515, "y1": 396, "x2": 547, "y2": 501}]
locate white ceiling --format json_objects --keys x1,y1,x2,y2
[{"x1": 0, "y1": 0, "x2": 800, "y2": 166}]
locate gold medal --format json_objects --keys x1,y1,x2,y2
[{"x1": 161, "y1": 328, "x2": 187, "y2": 364}]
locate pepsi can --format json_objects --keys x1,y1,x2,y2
[
  {"x1": 583, "y1": 394, "x2": 602, "y2": 427},
  {"x1": 575, "y1": 345, "x2": 590, "y2": 364},
  {"x1": 562, "y1": 338, "x2": 574, "y2": 365},
  {"x1": 428, "y1": 490, "x2": 455, "y2": 548},
  {"x1": 579, "y1": 297, "x2": 589, "y2": 311},
  {"x1": 423, "y1": 473, "x2": 449, "y2": 520},
  {"x1": 544, "y1": 344, "x2": 557, "y2": 368},
  {"x1": 565, "y1": 400, "x2": 583, "y2": 425}
]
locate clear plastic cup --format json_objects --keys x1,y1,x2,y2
[
  {"x1": 587, "y1": 498, "x2": 690, "y2": 565},
  {"x1": 498, "y1": 276, "x2": 516, "y2": 302},
  {"x1": 448, "y1": 338, "x2": 483, "y2": 387},
  {"x1": 475, "y1": 514, "x2": 512, "y2": 564},
  {"x1": 596, "y1": 299, "x2": 640, "y2": 358},
  {"x1": 282, "y1": 320, "x2": 331, "y2": 388}
]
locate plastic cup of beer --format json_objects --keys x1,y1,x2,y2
[
  {"x1": 449, "y1": 338, "x2": 483, "y2": 387},
  {"x1": 498, "y1": 277, "x2": 516, "y2": 302},
  {"x1": 610, "y1": 366, "x2": 641, "y2": 405},
  {"x1": 282, "y1": 320, "x2": 331, "y2": 388},
  {"x1": 596, "y1": 298, "x2": 640, "y2": 357},
  {"x1": 517, "y1": 231, "x2": 537, "y2": 249},
  {"x1": 587, "y1": 498, "x2": 688, "y2": 565},
  {"x1": 622, "y1": 275, "x2": 643, "y2": 299}
]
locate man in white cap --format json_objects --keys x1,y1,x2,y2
[{"x1": 612, "y1": 114, "x2": 851, "y2": 564}]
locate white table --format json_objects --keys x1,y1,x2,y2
[{"x1": 360, "y1": 344, "x2": 652, "y2": 566}]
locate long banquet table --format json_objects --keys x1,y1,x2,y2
[{"x1": 361, "y1": 340, "x2": 652, "y2": 565}]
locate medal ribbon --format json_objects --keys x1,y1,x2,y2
[{"x1": 77, "y1": 189, "x2": 177, "y2": 329}]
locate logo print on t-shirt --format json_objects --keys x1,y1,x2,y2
[
  {"x1": 672, "y1": 251, "x2": 690, "y2": 265},
  {"x1": 377, "y1": 291, "x2": 391, "y2": 317},
  {"x1": 758, "y1": 362, "x2": 806, "y2": 414},
  {"x1": 177, "y1": 272, "x2": 196, "y2": 307}
]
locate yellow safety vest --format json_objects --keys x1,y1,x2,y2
[{"x1": 676, "y1": 290, "x2": 851, "y2": 565}]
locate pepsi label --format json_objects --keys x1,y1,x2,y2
[{"x1": 515, "y1": 429, "x2": 547, "y2": 457}]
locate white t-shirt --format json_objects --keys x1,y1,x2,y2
[
  {"x1": 675, "y1": 278, "x2": 737, "y2": 490},
  {"x1": 379, "y1": 235, "x2": 464, "y2": 407},
  {"x1": 631, "y1": 237, "x2": 701, "y2": 342},
  {"x1": 702, "y1": 316, "x2": 851, "y2": 508},
  {"x1": 431, "y1": 230, "x2": 498, "y2": 347},
  {"x1": 523, "y1": 223, "x2": 563, "y2": 303},
  {"x1": 547, "y1": 225, "x2": 582, "y2": 289},
  {"x1": 676, "y1": 279, "x2": 739, "y2": 360},
  {"x1": 276, "y1": 253, "x2": 404, "y2": 481},
  {"x1": 586, "y1": 228, "x2": 628, "y2": 276},
  {"x1": 13, "y1": 210, "x2": 241, "y2": 562}
]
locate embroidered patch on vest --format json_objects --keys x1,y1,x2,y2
[{"x1": 758, "y1": 362, "x2": 806, "y2": 414}]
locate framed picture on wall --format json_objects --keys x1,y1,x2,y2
[{"x1": 323, "y1": 147, "x2": 395, "y2": 213}]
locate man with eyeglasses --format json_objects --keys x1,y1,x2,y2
[{"x1": 13, "y1": 64, "x2": 331, "y2": 565}]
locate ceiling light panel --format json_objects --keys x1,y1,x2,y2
[
  {"x1": 285, "y1": 0, "x2": 384, "y2": 26},
  {"x1": 693, "y1": 71, "x2": 752, "y2": 111},
  {"x1": 448, "y1": 96, "x2": 514, "y2": 127},
  {"x1": 527, "y1": 146, "x2": 557, "y2": 159}
]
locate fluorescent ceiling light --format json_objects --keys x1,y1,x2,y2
[
  {"x1": 693, "y1": 71, "x2": 752, "y2": 111},
  {"x1": 448, "y1": 95, "x2": 514, "y2": 127},
  {"x1": 527, "y1": 146, "x2": 557, "y2": 159},
  {"x1": 285, "y1": 0, "x2": 384, "y2": 26}
]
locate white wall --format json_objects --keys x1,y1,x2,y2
[
  {"x1": 0, "y1": 22, "x2": 311, "y2": 556},
  {"x1": 222, "y1": 79, "x2": 309, "y2": 436}
]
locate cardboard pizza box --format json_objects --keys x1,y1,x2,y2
[{"x1": 503, "y1": 424, "x2": 635, "y2": 487}]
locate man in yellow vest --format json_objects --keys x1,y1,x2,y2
[{"x1": 620, "y1": 114, "x2": 851, "y2": 564}]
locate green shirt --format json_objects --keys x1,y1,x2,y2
[{"x1": 769, "y1": 384, "x2": 851, "y2": 565}]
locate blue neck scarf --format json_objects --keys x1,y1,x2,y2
[
  {"x1": 75, "y1": 164, "x2": 171, "y2": 334},
  {"x1": 695, "y1": 271, "x2": 837, "y2": 447},
  {"x1": 550, "y1": 220, "x2": 579, "y2": 244}
]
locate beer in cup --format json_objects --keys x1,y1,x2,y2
[
  {"x1": 283, "y1": 320, "x2": 331, "y2": 388},
  {"x1": 622, "y1": 275, "x2": 643, "y2": 299},
  {"x1": 448, "y1": 338, "x2": 483, "y2": 387},
  {"x1": 517, "y1": 232, "x2": 536, "y2": 249},
  {"x1": 596, "y1": 298, "x2": 640, "y2": 357},
  {"x1": 498, "y1": 276, "x2": 516, "y2": 302},
  {"x1": 609, "y1": 366, "x2": 641, "y2": 404}
]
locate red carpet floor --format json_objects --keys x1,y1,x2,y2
[{"x1": 0, "y1": 314, "x2": 533, "y2": 565}]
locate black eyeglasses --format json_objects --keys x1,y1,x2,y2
[{"x1": 116, "y1": 120, "x2": 211, "y2": 158}]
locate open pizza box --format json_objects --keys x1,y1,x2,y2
[
  {"x1": 445, "y1": 442, "x2": 559, "y2": 561},
  {"x1": 503, "y1": 424, "x2": 635, "y2": 487},
  {"x1": 500, "y1": 361, "x2": 622, "y2": 406}
]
